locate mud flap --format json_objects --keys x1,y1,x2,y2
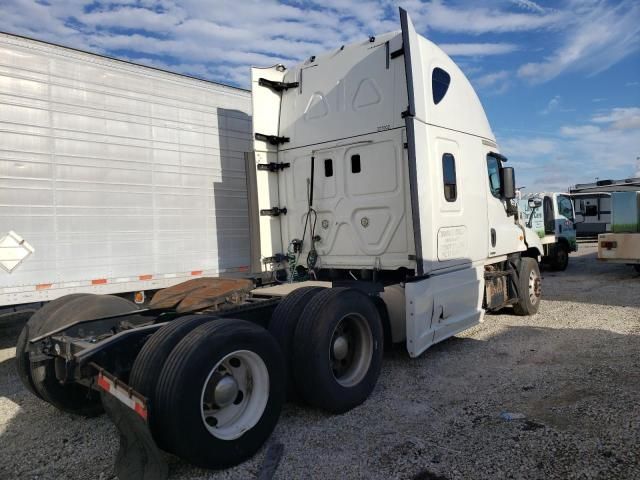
[{"x1": 101, "y1": 392, "x2": 168, "y2": 480}]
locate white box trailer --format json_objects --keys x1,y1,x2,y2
[
  {"x1": 15, "y1": 9, "x2": 544, "y2": 478},
  {"x1": 0, "y1": 33, "x2": 252, "y2": 310}
]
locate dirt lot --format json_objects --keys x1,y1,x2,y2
[{"x1": 1, "y1": 244, "x2": 639, "y2": 480}]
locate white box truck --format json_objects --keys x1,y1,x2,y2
[
  {"x1": 15, "y1": 10, "x2": 544, "y2": 478},
  {"x1": 0, "y1": 33, "x2": 253, "y2": 316},
  {"x1": 598, "y1": 191, "x2": 640, "y2": 273},
  {"x1": 518, "y1": 192, "x2": 577, "y2": 270}
]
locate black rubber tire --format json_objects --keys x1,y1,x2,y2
[
  {"x1": 513, "y1": 258, "x2": 542, "y2": 316},
  {"x1": 129, "y1": 313, "x2": 218, "y2": 450},
  {"x1": 28, "y1": 294, "x2": 139, "y2": 416},
  {"x1": 550, "y1": 244, "x2": 569, "y2": 271},
  {"x1": 154, "y1": 318, "x2": 285, "y2": 469},
  {"x1": 292, "y1": 288, "x2": 383, "y2": 414},
  {"x1": 16, "y1": 294, "x2": 92, "y2": 399},
  {"x1": 268, "y1": 286, "x2": 325, "y2": 400}
]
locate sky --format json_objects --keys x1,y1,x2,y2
[{"x1": 1, "y1": 0, "x2": 639, "y2": 193}]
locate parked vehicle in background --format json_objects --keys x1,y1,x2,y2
[
  {"x1": 15, "y1": 9, "x2": 544, "y2": 479},
  {"x1": 0, "y1": 33, "x2": 253, "y2": 319},
  {"x1": 571, "y1": 193, "x2": 612, "y2": 239},
  {"x1": 518, "y1": 192, "x2": 577, "y2": 270},
  {"x1": 598, "y1": 191, "x2": 640, "y2": 273},
  {"x1": 570, "y1": 177, "x2": 640, "y2": 239}
]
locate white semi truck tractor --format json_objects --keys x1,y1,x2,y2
[{"x1": 15, "y1": 9, "x2": 543, "y2": 478}]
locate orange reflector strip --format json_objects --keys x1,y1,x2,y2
[
  {"x1": 92, "y1": 278, "x2": 107, "y2": 285},
  {"x1": 139, "y1": 274, "x2": 152, "y2": 281},
  {"x1": 191, "y1": 270, "x2": 203, "y2": 276},
  {"x1": 36, "y1": 283, "x2": 52, "y2": 290},
  {"x1": 238, "y1": 266, "x2": 249, "y2": 272}
]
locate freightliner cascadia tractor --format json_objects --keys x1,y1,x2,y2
[{"x1": 15, "y1": 9, "x2": 543, "y2": 478}]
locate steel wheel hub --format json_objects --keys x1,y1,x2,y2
[
  {"x1": 200, "y1": 350, "x2": 269, "y2": 441},
  {"x1": 213, "y1": 375, "x2": 239, "y2": 408},
  {"x1": 529, "y1": 270, "x2": 541, "y2": 304},
  {"x1": 333, "y1": 335, "x2": 349, "y2": 360},
  {"x1": 329, "y1": 314, "x2": 373, "y2": 387}
]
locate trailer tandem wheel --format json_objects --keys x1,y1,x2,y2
[
  {"x1": 268, "y1": 286, "x2": 325, "y2": 400},
  {"x1": 154, "y1": 318, "x2": 285, "y2": 469},
  {"x1": 129, "y1": 313, "x2": 219, "y2": 451},
  {"x1": 28, "y1": 294, "x2": 140, "y2": 416},
  {"x1": 513, "y1": 258, "x2": 542, "y2": 315},
  {"x1": 292, "y1": 288, "x2": 383, "y2": 414}
]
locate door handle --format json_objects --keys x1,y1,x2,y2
[{"x1": 491, "y1": 228, "x2": 497, "y2": 247}]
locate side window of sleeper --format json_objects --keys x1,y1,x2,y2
[{"x1": 442, "y1": 153, "x2": 457, "y2": 202}]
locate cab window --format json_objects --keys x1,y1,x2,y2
[
  {"x1": 486, "y1": 155, "x2": 501, "y2": 198},
  {"x1": 557, "y1": 195, "x2": 574, "y2": 220}
]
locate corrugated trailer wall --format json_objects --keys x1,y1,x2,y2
[{"x1": 0, "y1": 33, "x2": 252, "y2": 306}]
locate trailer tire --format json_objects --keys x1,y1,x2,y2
[
  {"x1": 292, "y1": 288, "x2": 383, "y2": 414},
  {"x1": 513, "y1": 258, "x2": 542, "y2": 316},
  {"x1": 550, "y1": 244, "x2": 569, "y2": 271},
  {"x1": 29, "y1": 294, "x2": 139, "y2": 416},
  {"x1": 268, "y1": 286, "x2": 325, "y2": 400},
  {"x1": 16, "y1": 293, "x2": 92, "y2": 400},
  {"x1": 154, "y1": 318, "x2": 285, "y2": 469},
  {"x1": 129, "y1": 313, "x2": 218, "y2": 449}
]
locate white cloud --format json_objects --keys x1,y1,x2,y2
[
  {"x1": 518, "y1": 0, "x2": 640, "y2": 83},
  {"x1": 591, "y1": 107, "x2": 640, "y2": 130},
  {"x1": 414, "y1": 0, "x2": 566, "y2": 35},
  {"x1": 560, "y1": 125, "x2": 601, "y2": 136},
  {"x1": 540, "y1": 95, "x2": 561, "y2": 115},
  {"x1": 474, "y1": 70, "x2": 510, "y2": 89},
  {"x1": 440, "y1": 43, "x2": 518, "y2": 57},
  {"x1": 509, "y1": 0, "x2": 547, "y2": 14}
]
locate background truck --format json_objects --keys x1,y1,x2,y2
[
  {"x1": 598, "y1": 191, "x2": 640, "y2": 273},
  {"x1": 15, "y1": 9, "x2": 544, "y2": 479},
  {"x1": 518, "y1": 192, "x2": 577, "y2": 270},
  {"x1": 0, "y1": 33, "x2": 253, "y2": 318}
]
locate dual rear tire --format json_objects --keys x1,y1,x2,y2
[
  {"x1": 269, "y1": 287, "x2": 384, "y2": 414},
  {"x1": 131, "y1": 316, "x2": 285, "y2": 469}
]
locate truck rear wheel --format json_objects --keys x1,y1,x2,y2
[
  {"x1": 268, "y1": 286, "x2": 325, "y2": 400},
  {"x1": 550, "y1": 244, "x2": 569, "y2": 271},
  {"x1": 513, "y1": 258, "x2": 542, "y2": 316},
  {"x1": 27, "y1": 294, "x2": 139, "y2": 416},
  {"x1": 154, "y1": 318, "x2": 285, "y2": 469},
  {"x1": 292, "y1": 288, "x2": 383, "y2": 414},
  {"x1": 129, "y1": 313, "x2": 218, "y2": 450}
]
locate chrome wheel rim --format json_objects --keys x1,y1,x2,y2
[
  {"x1": 529, "y1": 269, "x2": 541, "y2": 305},
  {"x1": 200, "y1": 350, "x2": 269, "y2": 440},
  {"x1": 329, "y1": 314, "x2": 373, "y2": 387}
]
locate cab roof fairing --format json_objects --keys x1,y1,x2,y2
[{"x1": 252, "y1": 23, "x2": 496, "y2": 148}]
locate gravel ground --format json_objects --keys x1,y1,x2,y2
[{"x1": 1, "y1": 244, "x2": 639, "y2": 480}]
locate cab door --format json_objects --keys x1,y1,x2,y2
[{"x1": 485, "y1": 152, "x2": 521, "y2": 257}]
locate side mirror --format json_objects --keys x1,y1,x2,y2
[
  {"x1": 528, "y1": 198, "x2": 542, "y2": 209},
  {"x1": 501, "y1": 167, "x2": 516, "y2": 200},
  {"x1": 574, "y1": 212, "x2": 585, "y2": 224}
]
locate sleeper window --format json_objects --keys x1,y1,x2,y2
[
  {"x1": 324, "y1": 158, "x2": 333, "y2": 177},
  {"x1": 442, "y1": 153, "x2": 457, "y2": 202},
  {"x1": 351, "y1": 154, "x2": 361, "y2": 173},
  {"x1": 432, "y1": 68, "x2": 451, "y2": 105}
]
